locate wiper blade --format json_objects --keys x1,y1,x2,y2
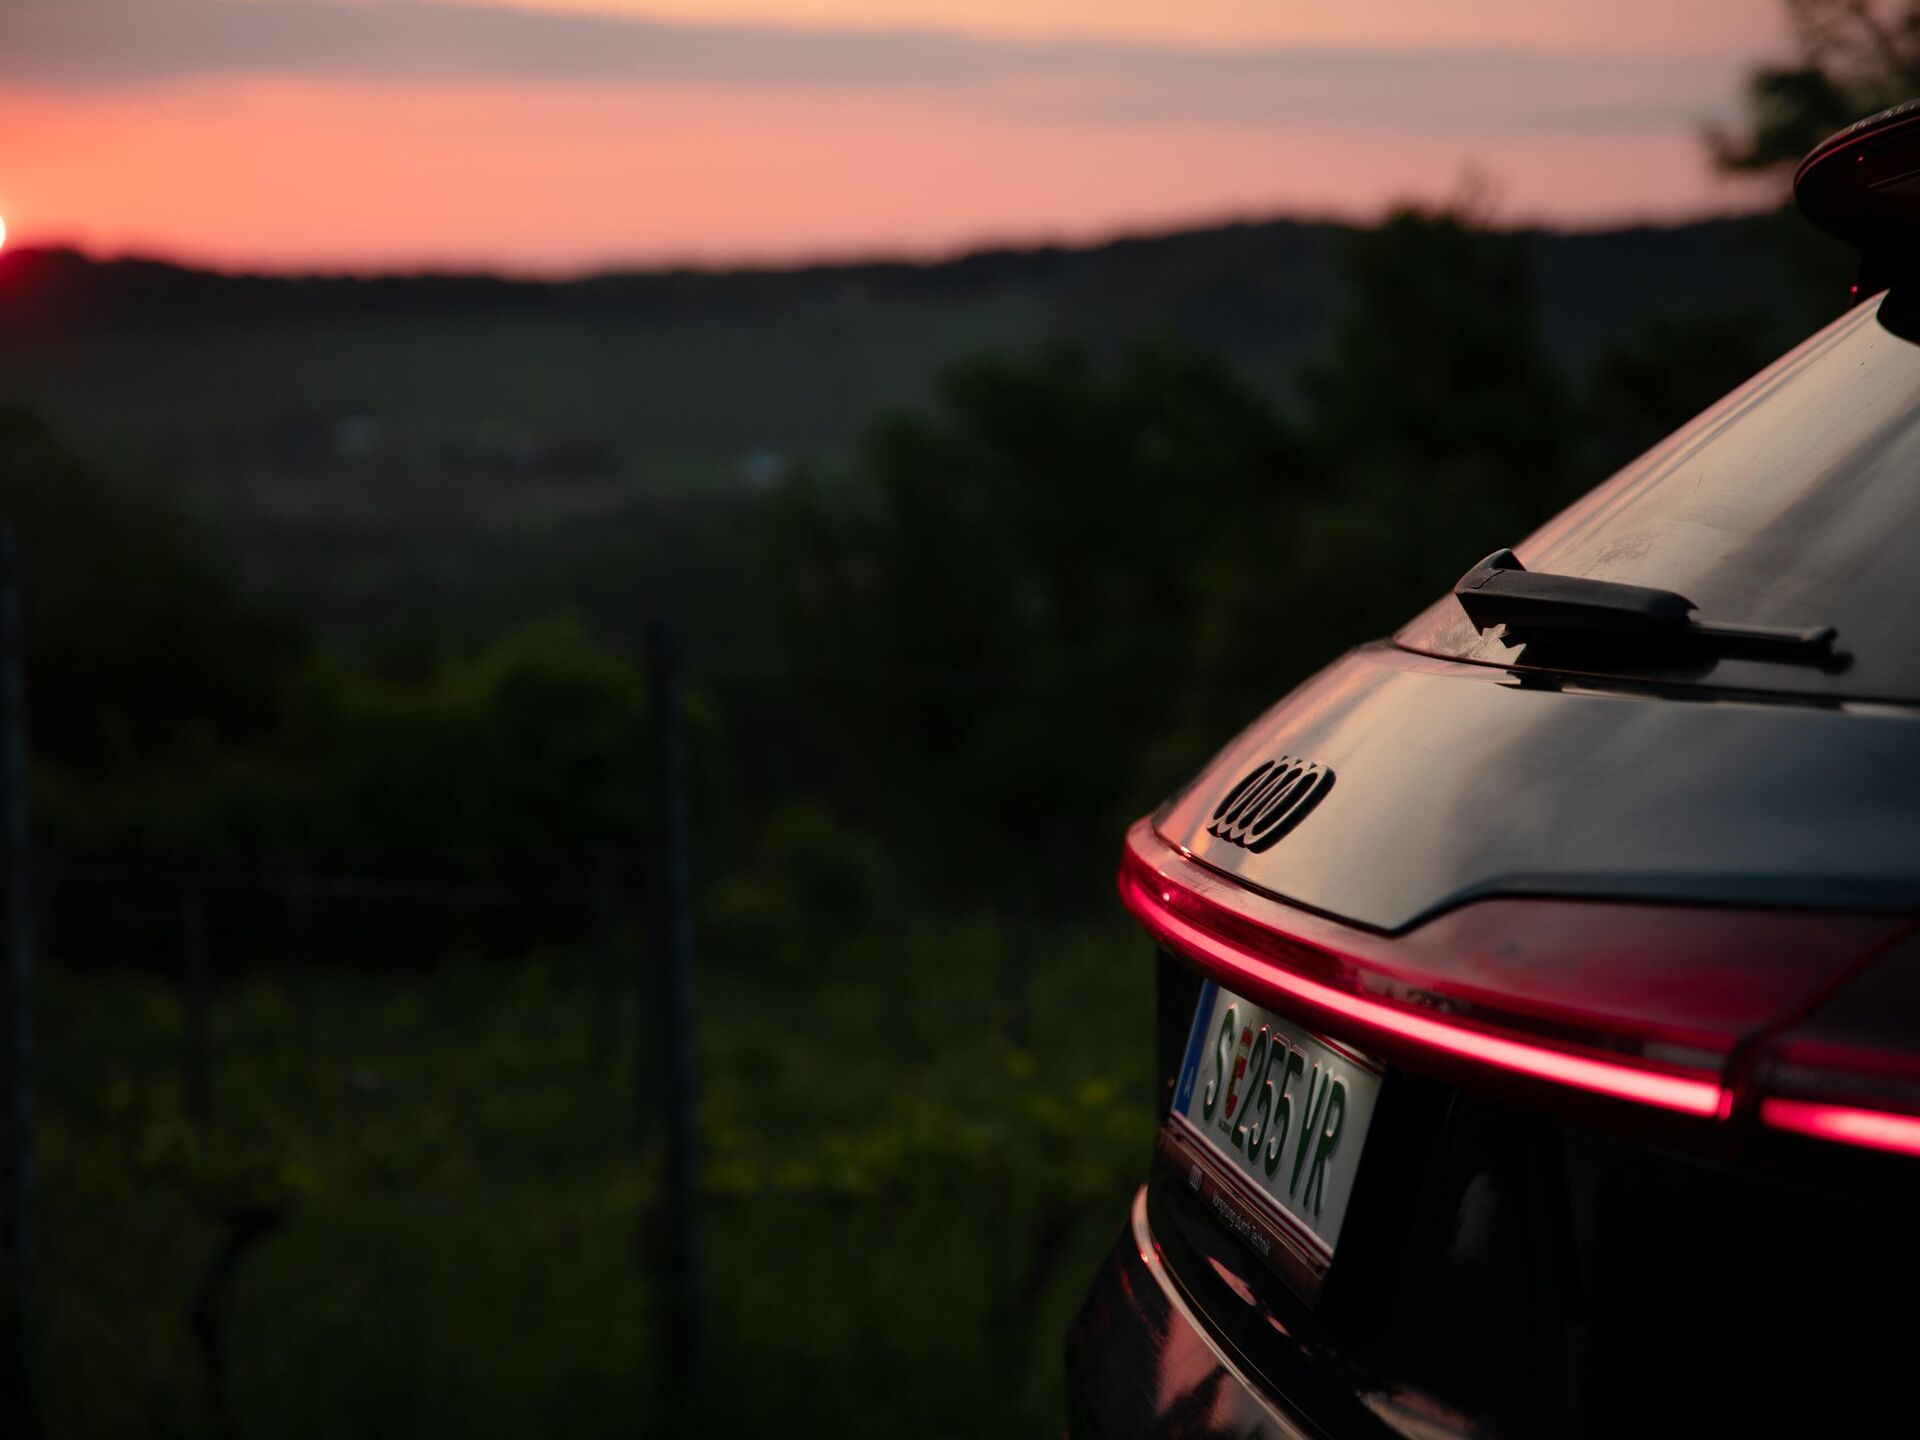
[{"x1": 1454, "y1": 550, "x2": 1838, "y2": 661}]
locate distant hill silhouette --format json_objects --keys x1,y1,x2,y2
[
  {"x1": 0, "y1": 210, "x2": 1823, "y2": 650},
  {"x1": 0, "y1": 213, "x2": 1796, "y2": 368}
]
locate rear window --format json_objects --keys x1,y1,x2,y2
[{"x1": 1396, "y1": 293, "x2": 1920, "y2": 703}]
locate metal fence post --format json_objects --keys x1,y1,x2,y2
[
  {"x1": 0, "y1": 529, "x2": 37, "y2": 1436},
  {"x1": 182, "y1": 895, "x2": 211, "y2": 1123},
  {"x1": 590, "y1": 846, "x2": 621, "y2": 1096},
  {"x1": 645, "y1": 618, "x2": 701, "y2": 1425}
]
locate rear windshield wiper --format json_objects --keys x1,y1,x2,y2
[{"x1": 1454, "y1": 550, "x2": 1838, "y2": 662}]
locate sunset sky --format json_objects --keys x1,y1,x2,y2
[{"x1": 0, "y1": 0, "x2": 1790, "y2": 273}]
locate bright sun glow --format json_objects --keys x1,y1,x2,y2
[{"x1": 0, "y1": 213, "x2": 8, "y2": 251}]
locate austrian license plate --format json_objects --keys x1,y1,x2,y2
[{"x1": 1166, "y1": 980, "x2": 1383, "y2": 1283}]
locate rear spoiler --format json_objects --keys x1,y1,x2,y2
[{"x1": 1796, "y1": 99, "x2": 1920, "y2": 297}]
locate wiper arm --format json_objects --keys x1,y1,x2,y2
[{"x1": 1454, "y1": 550, "x2": 1838, "y2": 661}]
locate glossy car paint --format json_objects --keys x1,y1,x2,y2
[
  {"x1": 1067, "y1": 1191, "x2": 1312, "y2": 1440},
  {"x1": 1398, "y1": 294, "x2": 1920, "y2": 705},
  {"x1": 1068, "y1": 289, "x2": 1920, "y2": 1438},
  {"x1": 1152, "y1": 643, "x2": 1920, "y2": 932}
]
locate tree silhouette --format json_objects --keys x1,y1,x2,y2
[{"x1": 1714, "y1": 1, "x2": 1920, "y2": 180}]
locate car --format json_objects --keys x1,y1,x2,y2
[{"x1": 1065, "y1": 104, "x2": 1920, "y2": 1439}]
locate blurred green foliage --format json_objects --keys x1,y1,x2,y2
[
  {"x1": 767, "y1": 335, "x2": 1300, "y2": 901},
  {"x1": 0, "y1": 404, "x2": 307, "y2": 771},
  {"x1": 764, "y1": 206, "x2": 1810, "y2": 901},
  {"x1": 37, "y1": 618, "x2": 695, "y2": 882},
  {"x1": 6, "y1": 195, "x2": 1847, "y2": 924},
  {"x1": 39, "y1": 920, "x2": 1154, "y2": 1438},
  {"x1": 262, "y1": 621, "x2": 654, "y2": 867}
]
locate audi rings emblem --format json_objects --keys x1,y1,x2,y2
[{"x1": 1205, "y1": 756, "x2": 1335, "y2": 853}]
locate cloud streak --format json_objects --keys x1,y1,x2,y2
[{"x1": 1, "y1": 0, "x2": 1740, "y2": 133}]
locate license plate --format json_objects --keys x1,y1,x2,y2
[{"x1": 1167, "y1": 980, "x2": 1383, "y2": 1277}]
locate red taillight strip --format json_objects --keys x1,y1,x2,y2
[
  {"x1": 1121, "y1": 869, "x2": 1725, "y2": 1117},
  {"x1": 1756, "y1": 1098, "x2": 1920, "y2": 1158},
  {"x1": 1121, "y1": 823, "x2": 1729, "y2": 1119},
  {"x1": 1124, "y1": 821, "x2": 1920, "y2": 1154}
]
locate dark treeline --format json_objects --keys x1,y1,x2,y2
[
  {"x1": 1, "y1": 202, "x2": 1851, "y2": 964},
  {"x1": 0, "y1": 213, "x2": 1820, "y2": 371},
  {"x1": 762, "y1": 206, "x2": 1836, "y2": 908}
]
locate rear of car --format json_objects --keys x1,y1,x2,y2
[{"x1": 1067, "y1": 142, "x2": 1920, "y2": 1437}]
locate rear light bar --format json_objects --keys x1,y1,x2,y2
[
  {"x1": 1740, "y1": 927, "x2": 1920, "y2": 1156},
  {"x1": 1756, "y1": 1099, "x2": 1920, "y2": 1158},
  {"x1": 1123, "y1": 853, "x2": 1724, "y2": 1116},
  {"x1": 1120, "y1": 820, "x2": 1917, "y2": 1148}
]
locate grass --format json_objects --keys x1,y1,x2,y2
[{"x1": 35, "y1": 916, "x2": 1157, "y2": 1438}]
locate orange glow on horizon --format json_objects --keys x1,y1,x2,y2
[
  {"x1": 0, "y1": 78, "x2": 1769, "y2": 275},
  {"x1": 0, "y1": 0, "x2": 1793, "y2": 271}
]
